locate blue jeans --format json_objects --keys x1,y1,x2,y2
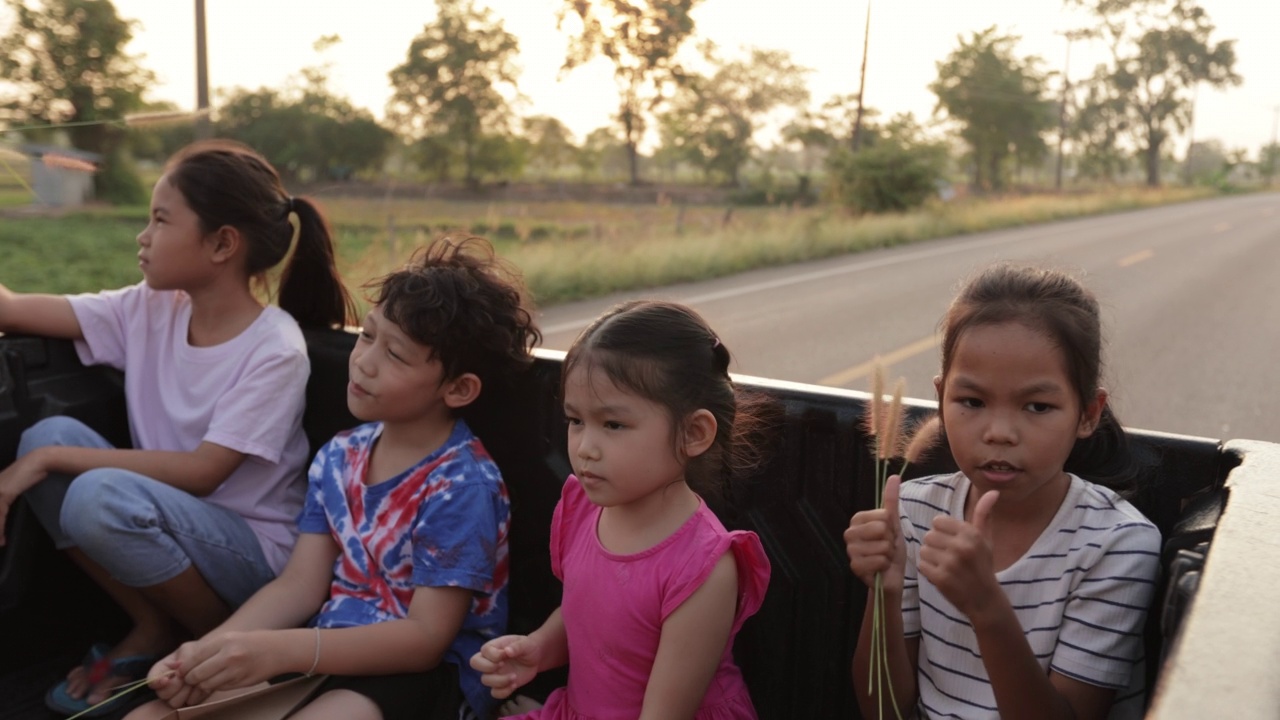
[{"x1": 19, "y1": 416, "x2": 277, "y2": 607}]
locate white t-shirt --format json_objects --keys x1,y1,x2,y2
[
  {"x1": 68, "y1": 283, "x2": 311, "y2": 573},
  {"x1": 899, "y1": 472, "x2": 1161, "y2": 720}
]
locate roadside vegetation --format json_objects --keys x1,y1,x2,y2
[{"x1": 1, "y1": 186, "x2": 1219, "y2": 306}]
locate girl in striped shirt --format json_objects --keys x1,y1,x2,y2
[{"x1": 845, "y1": 264, "x2": 1160, "y2": 720}]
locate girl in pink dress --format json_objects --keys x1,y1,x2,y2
[{"x1": 472, "y1": 300, "x2": 772, "y2": 720}]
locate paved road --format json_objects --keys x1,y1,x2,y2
[{"x1": 535, "y1": 192, "x2": 1280, "y2": 443}]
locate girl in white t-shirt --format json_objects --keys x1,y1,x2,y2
[
  {"x1": 0, "y1": 140, "x2": 354, "y2": 716},
  {"x1": 844, "y1": 264, "x2": 1161, "y2": 720}
]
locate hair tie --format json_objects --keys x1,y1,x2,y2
[
  {"x1": 711, "y1": 336, "x2": 721, "y2": 349},
  {"x1": 287, "y1": 196, "x2": 297, "y2": 214}
]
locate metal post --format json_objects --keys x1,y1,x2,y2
[{"x1": 195, "y1": 0, "x2": 211, "y2": 139}]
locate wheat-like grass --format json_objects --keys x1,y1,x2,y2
[
  {"x1": 863, "y1": 363, "x2": 906, "y2": 720},
  {"x1": 899, "y1": 413, "x2": 942, "y2": 479}
]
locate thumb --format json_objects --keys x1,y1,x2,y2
[
  {"x1": 501, "y1": 635, "x2": 536, "y2": 661},
  {"x1": 972, "y1": 489, "x2": 999, "y2": 540},
  {"x1": 882, "y1": 474, "x2": 902, "y2": 520}
]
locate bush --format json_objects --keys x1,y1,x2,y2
[
  {"x1": 827, "y1": 140, "x2": 946, "y2": 213},
  {"x1": 95, "y1": 150, "x2": 148, "y2": 205},
  {"x1": 728, "y1": 176, "x2": 818, "y2": 207}
]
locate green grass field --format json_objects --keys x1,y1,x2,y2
[{"x1": 0, "y1": 186, "x2": 1222, "y2": 306}]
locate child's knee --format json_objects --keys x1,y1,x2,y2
[
  {"x1": 17, "y1": 415, "x2": 92, "y2": 455},
  {"x1": 290, "y1": 689, "x2": 382, "y2": 720},
  {"x1": 60, "y1": 470, "x2": 150, "y2": 550}
]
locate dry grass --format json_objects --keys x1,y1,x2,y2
[
  {"x1": 0, "y1": 184, "x2": 1221, "y2": 306},
  {"x1": 344, "y1": 186, "x2": 1214, "y2": 304}
]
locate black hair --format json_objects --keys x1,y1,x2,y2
[
  {"x1": 365, "y1": 235, "x2": 541, "y2": 414},
  {"x1": 561, "y1": 300, "x2": 776, "y2": 498},
  {"x1": 939, "y1": 263, "x2": 1138, "y2": 494},
  {"x1": 164, "y1": 139, "x2": 355, "y2": 329}
]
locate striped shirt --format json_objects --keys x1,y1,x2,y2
[{"x1": 899, "y1": 472, "x2": 1161, "y2": 720}]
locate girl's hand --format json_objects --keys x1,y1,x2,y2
[
  {"x1": 0, "y1": 451, "x2": 50, "y2": 546},
  {"x1": 844, "y1": 475, "x2": 907, "y2": 593},
  {"x1": 174, "y1": 631, "x2": 285, "y2": 696},
  {"x1": 148, "y1": 653, "x2": 208, "y2": 708},
  {"x1": 919, "y1": 489, "x2": 1002, "y2": 619},
  {"x1": 470, "y1": 635, "x2": 542, "y2": 700}
]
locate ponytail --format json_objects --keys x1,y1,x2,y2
[
  {"x1": 716, "y1": 384, "x2": 781, "y2": 509},
  {"x1": 279, "y1": 196, "x2": 356, "y2": 330},
  {"x1": 164, "y1": 140, "x2": 355, "y2": 330},
  {"x1": 1065, "y1": 406, "x2": 1144, "y2": 499}
]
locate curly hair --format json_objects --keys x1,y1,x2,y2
[{"x1": 365, "y1": 236, "x2": 541, "y2": 405}]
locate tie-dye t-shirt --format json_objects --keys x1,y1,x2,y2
[{"x1": 296, "y1": 419, "x2": 509, "y2": 717}]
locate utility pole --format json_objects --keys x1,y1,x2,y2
[
  {"x1": 850, "y1": 1, "x2": 871, "y2": 152},
  {"x1": 1054, "y1": 30, "x2": 1085, "y2": 192},
  {"x1": 1054, "y1": 29, "x2": 1091, "y2": 191},
  {"x1": 195, "y1": 0, "x2": 211, "y2": 139}
]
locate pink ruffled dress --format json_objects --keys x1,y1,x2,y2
[{"x1": 508, "y1": 477, "x2": 770, "y2": 720}]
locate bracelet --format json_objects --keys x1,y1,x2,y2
[{"x1": 306, "y1": 626, "x2": 321, "y2": 677}]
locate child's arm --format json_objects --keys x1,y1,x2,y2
[
  {"x1": 209, "y1": 533, "x2": 340, "y2": 632},
  {"x1": 169, "y1": 564, "x2": 472, "y2": 697},
  {"x1": 303, "y1": 585, "x2": 472, "y2": 675},
  {"x1": 964, "y1": 590, "x2": 1116, "y2": 719},
  {"x1": 921, "y1": 491, "x2": 1117, "y2": 720},
  {"x1": 846, "y1": 476, "x2": 920, "y2": 715},
  {"x1": 0, "y1": 443, "x2": 246, "y2": 545},
  {"x1": 637, "y1": 552, "x2": 738, "y2": 720},
  {"x1": 149, "y1": 532, "x2": 340, "y2": 706},
  {"x1": 4, "y1": 442, "x2": 246, "y2": 497},
  {"x1": 0, "y1": 287, "x2": 82, "y2": 338},
  {"x1": 471, "y1": 608, "x2": 569, "y2": 700}
]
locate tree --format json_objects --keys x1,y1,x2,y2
[
  {"x1": 523, "y1": 115, "x2": 577, "y2": 179},
  {"x1": 783, "y1": 94, "x2": 862, "y2": 175},
  {"x1": 576, "y1": 126, "x2": 630, "y2": 180},
  {"x1": 930, "y1": 27, "x2": 1054, "y2": 192},
  {"x1": 0, "y1": 0, "x2": 155, "y2": 201},
  {"x1": 216, "y1": 37, "x2": 391, "y2": 182},
  {"x1": 658, "y1": 46, "x2": 810, "y2": 185},
  {"x1": 1183, "y1": 139, "x2": 1229, "y2": 185},
  {"x1": 1261, "y1": 142, "x2": 1280, "y2": 187},
  {"x1": 827, "y1": 113, "x2": 947, "y2": 213},
  {"x1": 1069, "y1": 0, "x2": 1240, "y2": 186},
  {"x1": 1069, "y1": 68, "x2": 1131, "y2": 182},
  {"x1": 216, "y1": 88, "x2": 390, "y2": 183},
  {"x1": 387, "y1": 0, "x2": 521, "y2": 186},
  {"x1": 557, "y1": 0, "x2": 703, "y2": 185},
  {"x1": 127, "y1": 100, "x2": 196, "y2": 165}
]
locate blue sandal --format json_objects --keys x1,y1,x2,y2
[{"x1": 45, "y1": 643, "x2": 161, "y2": 718}]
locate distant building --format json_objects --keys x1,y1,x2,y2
[{"x1": 18, "y1": 144, "x2": 101, "y2": 207}]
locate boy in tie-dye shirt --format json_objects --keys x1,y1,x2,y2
[{"x1": 133, "y1": 237, "x2": 541, "y2": 720}]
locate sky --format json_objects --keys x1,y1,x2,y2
[{"x1": 83, "y1": 1, "x2": 1280, "y2": 156}]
